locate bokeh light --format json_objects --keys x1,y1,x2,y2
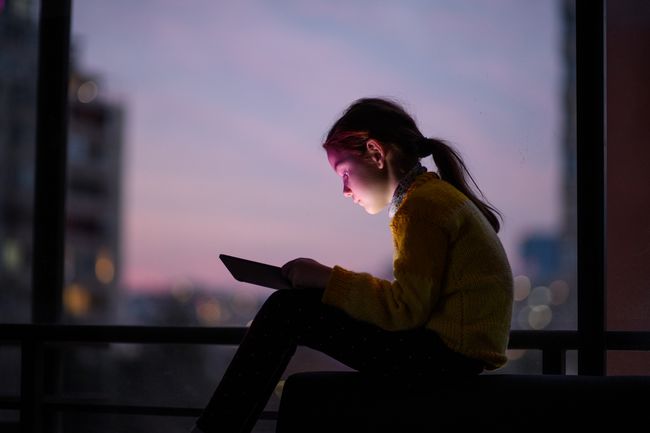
[
  {"x1": 196, "y1": 297, "x2": 231, "y2": 325},
  {"x1": 64, "y1": 283, "x2": 91, "y2": 317},
  {"x1": 77, "y1": 80, "x2": 98, "y2": 103},
  {"x1": 528, "y1": 305, "x2": 552, "y2": 329},
  {"x1": 171, "y1": 277, "x2": 195, "y2": 304},
  {"x1": 2, "y1": 239, "x2": 20, "y2": 271},
  {"x1": 506, "y1": 349, "x2": 527, "y2": 361},
  {"x1": 513, "y1": 275, "x2": 531, "y2": 302},
  {"x1": 95, "y1": 249, "x2": 115, "y2": 285},
  {"x1": 527, "y1": 286, "x2": 551, "y2": 307},
  {"x1": 549, "y1": 279, "x2": 570, "y2": 305}
]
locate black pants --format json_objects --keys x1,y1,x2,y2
[{"x1": 195, "y1": 288, "x2": 483, "y2": 433}]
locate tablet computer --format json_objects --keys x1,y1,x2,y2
[{"x1": 219, "y1": 254, "x2": 293, "y2": 290}]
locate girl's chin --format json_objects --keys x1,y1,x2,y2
[{"x1": 364, "y1": 205, "x2": 382, "y2": 215}]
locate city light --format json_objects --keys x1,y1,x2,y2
[
  {"x1": 528, "y1": 305, "x2": 552, "y2": 330},
  {"x1": 77, "y1": 80, "x2": 98, "y2": 103},
  {"x1": 506, "y1": 349, "x2": 527, "y2": 361},
  {"x1": 527, "y1": 286, "x2": 552, "y2": 307},
  {"x1": 64, "y1": 283, "x2": 91, "y2": 316},
  {"x1": 95, "y1": 249, "x2": 115, "y2": 285},
  {"x1": 513, "y1": 275, "x2": 531, "y2": 302},
  {"x1": 196, "y1": 298, "x2": 232, "y2": 325},
  {"x1": 2, "y1": 239, "x2": 20, "y2": 271},
  {"x1": 549, "y1": 280, "x2": 570, "y2": 305},
  {"x1": 171, "y1": 277, "x2": 195, "y2": 303}
]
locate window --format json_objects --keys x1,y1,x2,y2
[
  {"x1": 68, "y1": 0, "x2": 574, "y2": 343},
  {"x1": 2, "y1": 1, "x2": 648, "y2": 432}
]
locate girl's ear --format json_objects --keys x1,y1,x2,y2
[{"x1": 366, "y1": 139, "x2": 386, "y2": 169}]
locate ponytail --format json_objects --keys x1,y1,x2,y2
[{"x1": 419, "y1": 137, "x2": 502, "y2": 233}]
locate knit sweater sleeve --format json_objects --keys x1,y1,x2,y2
[{"x1": 322, "y1": 199, "x2": 449, "y2": 331}]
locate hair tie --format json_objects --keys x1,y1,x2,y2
[{"x1": 417, "y1": 136, "x2": 432, "y2": 158}]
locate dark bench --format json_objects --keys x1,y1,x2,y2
[{"x1": 276, "y1": 371, "x2": 650, "y2": 432}]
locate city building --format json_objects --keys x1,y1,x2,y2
[{"x1": 0, "y1": 0, "x2": 125, "y2": 325}]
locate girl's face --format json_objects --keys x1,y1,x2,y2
[{"x1": 327, "y1": 146, "x2": 392, "y2": 214}]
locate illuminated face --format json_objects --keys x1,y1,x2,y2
[{"x1": 327, "y1": 147, "x2": 392, "y2": 214}]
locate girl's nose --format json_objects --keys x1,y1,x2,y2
[{"x1": 343, "y1": 185, "x2": 353, "y2": 197}]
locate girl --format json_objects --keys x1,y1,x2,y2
[{"x1": 192, "y1": 97, "x2": 513, "y2": 433}]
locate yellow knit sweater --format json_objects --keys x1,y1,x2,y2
[{"x1": 322, "y1": 172, "x2": 513, "y2": 369}]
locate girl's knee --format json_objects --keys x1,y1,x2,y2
[
  {"x1": 258, "y1": 289, "x2": 297, "y2": 316},
  {"x1": 258, "y1": 289, "x2": 322, "y2": 317},
  {"x1": 262, "y1": 289, "x2": 293, "y2": 307}
]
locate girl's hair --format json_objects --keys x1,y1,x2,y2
[{"x1": 323, "y1": 97, "x2": 503, "y2": 232}]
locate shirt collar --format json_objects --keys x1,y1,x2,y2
[{"x1": 388, "y1": 162, "x2": 428, "y2": 218}]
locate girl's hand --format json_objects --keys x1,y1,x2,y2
[{"x1": 281, "y1": 258, "x2": 332, "y2": 289}]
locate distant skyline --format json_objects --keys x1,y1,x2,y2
[{"x1": 71, "y1": 0, "x2": 564, "y2": 295}]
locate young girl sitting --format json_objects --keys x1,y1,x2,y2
[{"x1": 192, "y1": 97, "x2": 513, "y2": 433}]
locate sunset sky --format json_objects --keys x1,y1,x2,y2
[{"x1": 70, "y1": 0, "x2": 564, "y2": 296}]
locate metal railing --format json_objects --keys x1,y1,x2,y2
[{"x1": 2, "y1": 323, "x2": 649, "y2": 432}]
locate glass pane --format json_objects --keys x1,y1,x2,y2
[
  {"x1": 0, "y1": 346, "x2": 21, "y2": 396},
  {"x1": 605, "y1": 0, "x2": 650, "y2": 332},
  {"x1": 0, "y1": 0, "x2": 40, "y2": 323},
  {"x1": 59, "y1": 413, "x2": 276, "y2": 433},
  {"x1": 41, "y1": 342, "x2": 349, "y2": 433},
  {"x1": 0, "y1": 410, "x2": 20, "y2": 430},
  {"x1": 512, "y1": 0, "x2": 577, "y2": 331},
  {"x1": 49, "y1": 343, "x2": 349, "y2": 409},
  {"x1": 63, "y1": 38, "x2": 124, "y2": 324},
  {"x1": 50, "y1": 342, "x2": 233, "y2": 407},
  {"x1": 69, "y1": 1, "x2": 576, "y2": 331},
  {"x1": 485, "y1": 349, "x2": 543, "y2": 375},
  {"x1": 58, "y1": 413, "x2": 197, "y2": 433},
  {"x1": 59, "y1": 413, "x2": 275, "y2": 433},
  {"x1": 607, "y1": 351, "x2": 650, "y2": 376},
  {"x1": 566, "y1": 350, "x2": 578, "y2": 375}
]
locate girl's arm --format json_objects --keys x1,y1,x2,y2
[{"x1": 322, "y1": 201, "x2": 449, "y2": 331}]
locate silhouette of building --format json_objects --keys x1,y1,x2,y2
[
  {"x1": 0, "y1": 0, "x2": 39, "y2": 323},
  {"x1": 63, "y1": 60, "x2": 125, "y2": 324},
  {"x1": 0, "y1": 0, "x2": 125, "y2": 325}
]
